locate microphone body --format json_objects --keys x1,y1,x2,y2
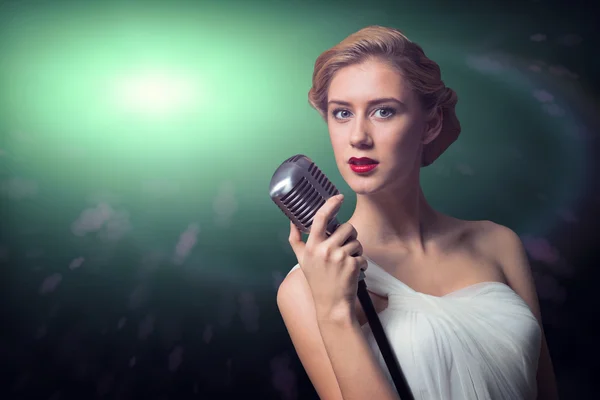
[
  {"x1": 269, "y1": 154, "x2": 341, "y2": 235},
  {"x1": 269, "y1": 154, "x2": 414, "y2": 400},
  {"x1": 269, "y1": 154, "x2": 364, "y2": 280}
]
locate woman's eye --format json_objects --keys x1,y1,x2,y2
[
  {"x1": 374, "y1": 107, "x2": 395, "y2": 118},
  {"x1": 333, "y1": 109, "x2": 352, "y2": 119}
]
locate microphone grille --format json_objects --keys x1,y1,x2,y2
[
  {"x1": 284, "y1": 154, "x2": 306, "y2": 163},
  {"x1": 308, "y1": 162, "x2": 338, "y2": 196},
  {"x1": 279, "y1": 176, "x2": 326, "y2": 231},
  {"x1": 270, "y1": 156, "x2": 340, "y2": 233}
]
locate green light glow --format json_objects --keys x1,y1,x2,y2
[
  {"x1": 0, "y1": 0, "x2": 594, "y2": 283},
  {"x1": 111, "y1": 67, "x2": 200, "y2": 116}
]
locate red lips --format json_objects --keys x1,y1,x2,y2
[
  {"x1": 348, "y1": 157, "x2": 378, "y2": 165},
  {"x1": 348, "y1": 157, "x2": 379, "y2": 174}
]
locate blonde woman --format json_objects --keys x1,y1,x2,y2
[{"x1": 277, "y1": 26, "x2": 559, "y2": 400}]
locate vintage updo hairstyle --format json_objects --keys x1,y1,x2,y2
[{"x1": 308, "y1": 26, "x2": 461, "y2": 167}]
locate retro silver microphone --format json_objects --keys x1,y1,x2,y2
[
  {"x1": 268, "y1": 154, "x2": 364, "y2": 279},
  {"x1": 269, "y1": 154, "x2": 341, "y2": 233}
]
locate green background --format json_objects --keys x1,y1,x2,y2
[{"x1": 1, "y1": 0, "x2": 598, "y2": 398}]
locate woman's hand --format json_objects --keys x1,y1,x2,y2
[{"x1": 288, "y1": 194, "x2": 368, "y2": 324}]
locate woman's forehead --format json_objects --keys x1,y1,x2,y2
[{"x1": 328, "y1": 61, "x2": 414, "y2": 105}]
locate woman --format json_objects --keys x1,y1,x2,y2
[{"x1": 276, "y1": 26, "x2": 559, "y2": 400}]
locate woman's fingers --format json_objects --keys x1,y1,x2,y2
[
  {"x1": 306, "y1": 194, "x2": 345, "y2": 246},
  {"x1": 329, "y1": 223, "x2": 358, "y2": 248},
  {"x1": 340, "y1": 238, "x2": 363, "y2": 257},
  {"x1": 351, "y1": 255, "x2": 369, "y2": 271},
  {"x1": 353, "y1": 256, "x2": 369, "y2": 272},
  {"x1": 288, "y1": 221, "x2": 306, "y2": 262}
]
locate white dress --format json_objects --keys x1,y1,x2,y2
[{"x1": 287, "y1": 258, "x2": 542, "y2": 400}]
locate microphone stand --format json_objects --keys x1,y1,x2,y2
[{"x1": 356, "y1": 270, "x2": 414, "y2": 400}]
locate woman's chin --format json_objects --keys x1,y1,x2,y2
[{"x1": 347, "y1": 181, "x2": 384, "y2": 196}]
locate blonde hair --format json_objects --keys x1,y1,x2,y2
[{"x1": 308, "y1": 26, "x2": 461, "y2": 167}]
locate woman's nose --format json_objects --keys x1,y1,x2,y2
[{"x1": 349, "y1": 119, "x2": 373, "y2": 148}]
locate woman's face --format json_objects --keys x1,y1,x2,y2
[{"x1": 326, "y1": 58, "x2": 437, "y2": 196}]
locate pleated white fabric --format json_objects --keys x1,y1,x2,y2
[{"x1": 287, "y1": 258, "x2": 542, "y2": 400}]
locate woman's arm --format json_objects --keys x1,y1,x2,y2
[
  {"x1": 490, "y1": 224, "x2": 559, "y2": 400},
  {"x1": 316, "y1": 311, "x2": 401, "y2": 400},
  {"x1": 277, "y1": 269, "x2": 344, "y2": 400},
  {"x1": 278, "y1": 268, "x2": 399, "y2": 400}
]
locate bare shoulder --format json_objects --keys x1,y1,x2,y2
[
  {"x1": 440, "y1": 217, "x2": 523, "y2": 259},
  {"x1": 276, "y1": 266, "x2": 307, "y2": 310},
  {"x1": 464, "y1": 220, "x2": 526, "y2": 262},
  {"x1": 462, "y1": 220, "x2": 542, "y2": 316},
  {"x1": 276, "y1": 267, "x2": 315, "y2": 332},
  {"x1": 446, "y1": 218, "x2": 530, "y2": 280}
]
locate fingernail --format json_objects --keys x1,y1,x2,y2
[{"x1": 337, "y1": 194, "x2": 344, "y2": 200}]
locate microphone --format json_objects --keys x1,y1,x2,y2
[
  {"x1": 268, "y1": 154, "x2": 364, "y2": 280},
  {"x1": 269, "y1": 154, "x2": 341, "y2": 235},
  {"x1": 268, "y1": 154, "x2": 414, "y2": 400}
]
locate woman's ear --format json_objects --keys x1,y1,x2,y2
[{"x1": 423, "y1": 106, "x2": 443, "y2": 145}]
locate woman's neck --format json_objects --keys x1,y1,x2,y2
[{"x1": 347, "y1": 180, "x2": 441, "y2": 254}]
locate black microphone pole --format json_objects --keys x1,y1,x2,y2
[{"x1": 357, "y1": 278, "x2": 414, "y2": 400}]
